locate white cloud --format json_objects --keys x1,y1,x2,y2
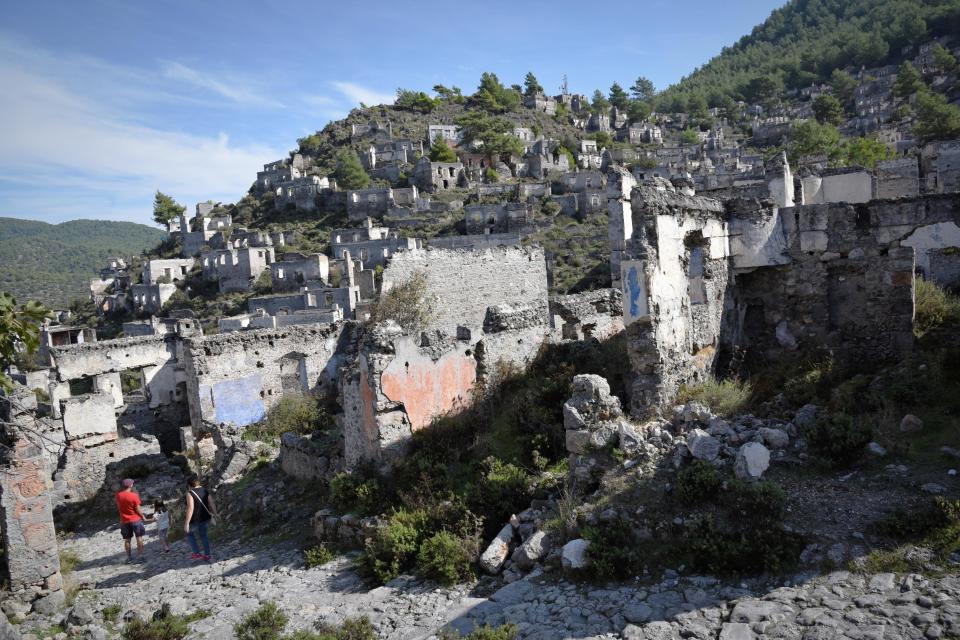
[
  {"x1": 0, "y1": 39, "x2": 285, "y2": 223},
  {"x1": 162, "y1": 61, "x2": 285, "y2": 109},
  {"x1": 331, "y1": 81, "x2": 395, "y2": 107}
]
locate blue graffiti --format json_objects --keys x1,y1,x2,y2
[
  {"x1": 627, "y1": 265, "x2": 643, "y2": 318},
  {"x1": 210, "y1": 375, "x2": 265, "y2": 426}
]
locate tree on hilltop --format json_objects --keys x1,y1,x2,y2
[
  {"x1": 152, "y1": 191, "x2": 185, "y2": 227},
  {"x1": 609, "y1": 83, "x2": 630, "y2": 110},
  {"x1": 471, "y1": 72, "x2": 521, "y2": 114},
  {"x1": 333, "y1": 149, "x2": 371, "y2": 190},
  {"x1": 523, "y1": 72, "x2": 543, "y2": 97},
  {"x1": 455, "y1": 112, "x2": 524, "y2": 158},
  {"x1": 630, "y1": 76, "x2": 655, "y2": 102}
]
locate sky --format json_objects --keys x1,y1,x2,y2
[{"x1": 0, "y1": 0, "x2": 785, "y2": 226}]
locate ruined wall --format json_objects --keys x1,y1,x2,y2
[
  {"x1": 182, "y1": 322, "x2": 345, "y2": 430},
  {"x1": 550, "y1": 288, "x2": 624, "y2": 342},
  {"x1": 381, "y1": 246, "x2": 549, "y2": 335},
  {"x1": 619, "y1": 186, "x2": 731, "y2": 415},
  {"x1": 0, "y1": 393, "x2": 65, "y2": 615}
]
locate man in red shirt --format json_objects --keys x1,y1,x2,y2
[{"x1": 115, "y1": 478, "x2": 148, "y2": 564}]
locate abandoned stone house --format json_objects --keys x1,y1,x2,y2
[
  {"x1": 463, "y1": 203, "x2": 533, "y2": 234},
  {"x1": 525, "y1": 139, "x2": 571, "y2": 178},
  {"x1": 172, "y1": 205, "x2": 232, "y2": 257},
  {"x1": 412, "y1": 156, "x2": 467, "y2": 192},
  {"x1": 524, "y1": 92, "x2": 557, "y2": 115},
  {"x1": 427, "y1": 124, "x2": 461, "y2": 144},
  {"x1": 330, "y1": 218, "x2": 422, "y2": 268},
  {"x1": 143, "y1": 258, "x2": 195, "y2": 284},
  {"x1": 361, "y1": 139, "x2": 423, "y2": 170},
  {"x1": 200, "y1": 245, "x2": 276, "y2": 293},
  {"x1": 130, "y1": 282, "x2": 177, "y2": 315},
  {"x1": 274, "y1": 176, "x2": 334, "y2": 212},
  {"x1": 255, "y1": 155, "x2": 305, "y2": 191},
  {"x1": 270, "y1": 253, "x2": 330, "y2": 292}
]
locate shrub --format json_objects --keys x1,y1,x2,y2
[
  {"x1": 416, "y1": 530, "x2": 474, "y2": 585},
  {"x1": 583, "y1": 518, "x2": 643, "y2": 581},
  {"x1": 440, "y1": 624, "x2": 518, "y2": 640},
  {"x1": 782, "y1": 358, "x2": 836, "y2": 406},
  {"x1": 915, "y1": 277, "x2": 960, "y2": 337},
  {"x1": 234, "y1": 602, "x2": 288, "y2": 640},
  {"x1": 676, "y1": 376, "x2": 751, "y2": 417},
  {"x1": 328, "y1": 472, "x2": 382, "y2": 516},
  {"x1": 122, "y1": 610, "x2": 207, "y2": 640},
  {"x1": 247, "y1": 394, "x2": 326, "y2": 442},
  {"x1": 803, "y1": 412, "x2": 871, "y2": 466},
  {"x1": 676, "y1": 460, "x2": 721, "y2": 504},
  {"x1": 359, "y1": 509, "x2": 430, "y2": 584},
  {"x1": 59, "y1": 549, "x2": 81, "y2": 575},
  {"x1": 724, "y1": 480, "x2": 786, "y2": 520},
  {"x1": 304, "y1": 544, "x2": 335, "y2": 568},
  {"x1": 469, "y1": 458, "x2": 533, "y2": 529},
  {"x1": 310, "y1": 617, "x2": 377, "y2": 640},
  {"x1": 681, "y1": 515, "x2": 803, "y2": 576},
  {"x1": 370, "y1": 271, "x2": 433, "y2": 332},
  {"x1": 102, "y1": 604, "x2": 122, "y2": 623}
]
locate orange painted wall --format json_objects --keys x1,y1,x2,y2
[{"x1": 380, "y1": 350, "x2": 476, "y2": 431}]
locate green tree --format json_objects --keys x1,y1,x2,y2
[
  {"x1": 914, "y1": 88, "x2": 960, "y2": 143},
  {"x1": 395, "y1": 89, "x2": 438, "y2": 113},
  {"x1": 152, "y1": 191, "x2": 185, "y2": 227},
  {"x1": 630, "y1": 76, "x2": 656, "y2": 102},
  {"x1": 813, "y1": 95, "x2": 845, "y2": 126},
  {"x1": 455, "y1": 112, "x2": 524, "y2": 158},
  {"x1": 590, "y1": 131, "x2": 613, "y2": 149},
  {"x1": 609, "y1": 83, "x2": 630, "y2": 110},
  {"x1": 428, "y1": 135, "x2": 458, "y2": 163},
  {"x1": 333, "y1": 149, "x2": 371, "y2": 190},
  {"x1": 830, "y1": 69, "x2": 857, "y2": 105},
  {"x1": 932, "y1": 43, "x2": 958, "y2": 73},
  {"x1": 627, "y1": 100, "x2": 652, "y2": 123},
  {"x1": 523, "y1": 72, "x2": 543, "y2": 97},
  {"x1": 789, "y1": 120, "x2": 841, "y2": 163},
  {"x1": 472, "y1": 72, "x2": 520, "y2": 113},
  {"x1": 0, "y1": 292, "x2": 51, "y2": 391},
  {"x1": 680, "y1": 129, "x2": 700, "y2": 144},
  {"x1": 687, "y1": 93, "x2": 710, "y2": 120},
  {"x1": 433, "y1": 84, "x2": 465, "y2": 103},
  {"x1": 893, "y1": 61, "x2": 924, "y2": 98},
  {"x1": 742, "y1": 75, "x2": 783, "y2": 104},
  {"x1": 840, "y1": 137, "x2": 895, "y2": 169},
  {"x1": 591, "y1": 89, "x2": 610, "y2": 113}
]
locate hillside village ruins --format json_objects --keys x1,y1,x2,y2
[{"x1": 4, "y1": 39, "x2": 960, "y2": 619}]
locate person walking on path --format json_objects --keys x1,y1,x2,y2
[
  {"x1": 184, "y1": 474, "x2": 219, "y2": 562},
  {"x1": 115, "y1": 478, "x2": 148, "y2": 564},
  {"x1": 152, "y1": 499, "x2": 171, "y2": 552}
]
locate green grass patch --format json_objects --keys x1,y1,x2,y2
[{"x1": 676, "y1": 376, "x2": 751, "y2": 417}]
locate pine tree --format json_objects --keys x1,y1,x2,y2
[
  {"x1": 428, "y1": 135, "x2": 458, "y2": 163},
  {"x1": 609, "y1": 83, "x2": 630, "y2": 110},
  {"x1": 523, "y1": 72, "x2": 543, "y2": 97},
  {"x1": 333, "y1": 149, "x2": 371, "y2": 190},
  {"x1": 630, "y1": 76, "x2": 655, "y2": 102},
  {"x1": 893, "y1": 61, "x2": 924, "y2": 98},
  {"x1": 914, "y1": 88, "x2": 960, "y2": 143},
  {"x1": 813, "y1": 95, "x2": 845, "y2": 126},
  {"x1": 152, "y1": 191, "x2": 185, "y2": 227}
]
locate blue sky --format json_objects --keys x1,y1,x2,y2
[{"x1": 0, "y1": 0, "x2": 785, "y2": 226}]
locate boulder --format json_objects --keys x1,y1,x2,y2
[
  {"x1": 0, "y1": 610, "x2": 20, "y2": 640},
  {"x1": 681, "y1": 402, "x2": 712, "y2": 424},
  {"x1": 561, "y1": 539, "x2": 590, "y2": 570},
  {"x1": 734, "y1": 442, "x2": 770, "y2": 481},
  {"x1": 512, "y1": 530, "x2": 550, "y2": 569},
  {"x1": 719, "y1": 623, "x2": 757, "y2": 640},
  {"x1": 866, "y1": 442, "x2": 887, "y2": 457},
  {"x1": 479, "y1": 524, "x2": 515, "y2": 574},
  {"x1": 759, "y1": 427, "x2": 789, "y2": 449},
  {"x1": 686, "y1": 429, "x2": 721, "y2": 461},
  {"x1": 900, "y1": 414, "x2": 924, "y2": 433}
]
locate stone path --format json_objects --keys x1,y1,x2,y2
[{"x1": 18, "y1": 524, "x2": 960, "y2": 640}]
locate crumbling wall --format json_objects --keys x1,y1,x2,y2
[
  {"x1": 0, "y1": 393, "x2": 65, "y2": 615},
  {"x1": 619, "y1": 185, "x2": 731, "y2": 415},
  {"x1": 182, "y1": 322, "x2": 345, "y2": 430},
  {"x1": 550, "y1": 288, "x2": 624, "y2": 342}
]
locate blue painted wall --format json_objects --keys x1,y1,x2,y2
[{"x1": 207, "y1": 374, "x2": 265, "y2": 426}]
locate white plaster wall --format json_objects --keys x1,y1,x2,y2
[
  {"x1": 902, "y1": 221, "x2": 960, "y2": 278},
  {"x1": 61, "y1": 393, "x2": 117, "y2": 440},
  {"x1": 804, "y1": 172, "x2": 872, "y2": 204}
]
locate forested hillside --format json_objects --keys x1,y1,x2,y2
[
  {"x1": 0, "y1": 217, "x2": 164, "y2": 307},
  {"x1": 658, "y1": 0, "x2": 960, "y2": 109}
]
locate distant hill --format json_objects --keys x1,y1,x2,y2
[
  {"x1": 661, "y1": 0, "x2": 960, "y2": 107},
  {"x1": 0, "y1": 217, "x2": 164, "y2": 308}
]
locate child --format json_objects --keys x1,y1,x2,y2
[{"x1": 152, "y1": 499, "x2": 170, "y2": 552}]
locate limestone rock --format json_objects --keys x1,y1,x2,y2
[
  {"x1": 0, "y1": 610, "x2": 20, "y2": 640},
  {"x1": 686, "y1": 428, "x2": 721, "y2": 461},
  {"x1": 512, "y1": 530, "x2": 550, "y2": 569},
  {"x1": 680, "y1": 401, "x2": 712, "y2": 424},
  {"x1": 719, "y1": 622, "x2": 757, "y2": 640},
  {"x1": 561, "y1": 538, "x2": 590, "y2": 570},
  {"x1": 479, "y1": 524, "x2": 515, "y2": 574},
  {"x1": 866, "y1": 442, "x2": 887, "y2": 457},
  {"x1": 734, "y1": 442, "x2": 770, "y2": 481},
  {"x1": 793, "y1": 404, "x2": 819, "y2": 430},
  {"x1": 622, "y1": 620, "x2": 679, "y2": 640},
  {"x1": 900, "y1": 414, "x2": 924, "y2": 433},
  {"x1": 759, "y1": 427, "x2": 789, "y2": 449}
]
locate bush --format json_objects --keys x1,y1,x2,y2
[
  {"x1": 247, "y1": 394, "x2": 326, "y2": 442},
  {"x1": 583, "y1": 518, "x2": 643, "y2": 581},
  {"x1": 121, "y1": 610, "x2": 208, "y2": 640},
  {"x1": 724, "y1": 480, "x2": 786, "y2": 520},
  {"x1": 681, "y1": 515, "x2": 804, "y2": 576},
  {"x1": 103, "y1": 604, "x2": 122, "y2": 623},
  {"x1": 359, "y1": 509, "x2": 430, "y2": 584},
  {"x1": 440, "y1": 624, "x2": 518, "y2": 640},
  {"x1": 676, "y1": 376, "x2": 751, "y2": 417},
  {"x1": 329, "y1": 472, "x2": 382, "y2": 516},
  {"x1": 371, "y1": 271, "x2": 433, "y2": 332},
  {"x1": 234, "y1": 602, "x2": 288, "y2": 640},
  {"x1": 782, "y1": 358, "x2": 836, "y2": 406},
  {"x1": 416, "y1": 530, "x2": 474, "y2": 585},
  {"x1": 915, "y1": 277, "x2": 960, "y2": 337},
  {"x1": 675, "y1": 460, "x2": 721, "y2": 504},
  {"x1": 803, "y1": 412, "x2": 871, "y2": 466},
  {"x1": 304, "y1": 544, "x2": 335, "y2": 568},
  {"x1": 310, "y1": 617, "x2": 377, "y2": 640}
]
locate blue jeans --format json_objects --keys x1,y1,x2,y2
[{"x1": 186, "y1": 520, "x2": 211, "y2": 556}]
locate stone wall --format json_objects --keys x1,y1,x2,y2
[
  {"x1": 381, "y1": 246, "x2": 549, "y2": 336},
  {"x1": 182, "y1": 322, "x2": 345, "y2": 430},
  {"x1": 0, "y1": 393, "x2": 65, "y2": 615},
  {"x1": 550, "y1": 288, "x2": 624, "y2": 342}
]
